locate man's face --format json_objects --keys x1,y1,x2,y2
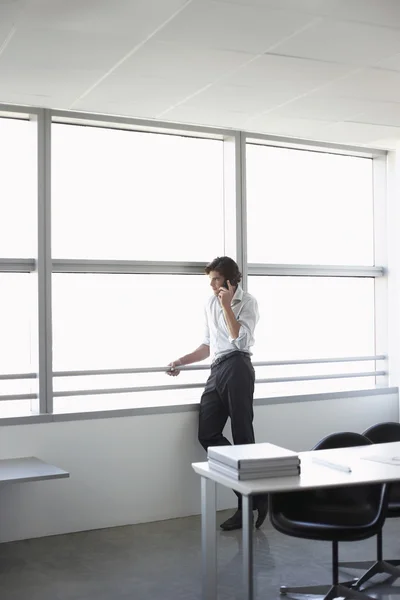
[{"x1": 208, "y1": 270, "x2": 225, "y2": 296}]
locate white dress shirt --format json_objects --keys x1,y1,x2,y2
[{"x1": 202, "y1": 285, "x2": 259, "y2": 362}]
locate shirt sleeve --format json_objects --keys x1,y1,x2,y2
[
  {"x1": 202, "y1": 306, "x2": 210, "y2": 347},
  {"x1": 229, "y1": 296, "x2": 259, "y2": 350}
]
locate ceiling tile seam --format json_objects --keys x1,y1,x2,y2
[
  {"x1": 343, "y1": 119, "x2": 400, "y2": 129},
  {"x1": 241, "y1": 63, "x2": 371, "y2": 129},
  {"x1": 372, "y1": 51, "x2": 400, "y2": 71},
  {"x1": 68, "y1": 0, "x2": 194, "y2": 108},
  {"x1": 209, "y1": 1, "x2": 400, "y2": 32},
  {"x1": 156, "y1": 15, "x2": 321, "y2": 118},
  {"x1": 258, "y1": 102, "x2": 399, "y2": 130},
  {"x1": 0, "y1": 26, "x2": 16, "y2": 58}
]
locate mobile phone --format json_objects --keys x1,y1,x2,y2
[{"x1": 223, "y1": 280, "x2": 229, "y2": 289}]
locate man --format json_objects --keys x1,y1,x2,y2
[{"x1": 167, "y1": 256, "x2": 268, "y2": 531}]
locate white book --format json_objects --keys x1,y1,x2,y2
[
  {"x1": 207, "y1": 442, "x2": 299, "y2": 470},
  {"x1": 209, "y1": 458, "x2": 300, "y2": 481},
  {"x1": 209, "y1": 457, "x2": 299, "y2": 473}
]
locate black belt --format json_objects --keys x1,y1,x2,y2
[{"x1": 212, "y1": 351, "x2": 251, "y2": 367}]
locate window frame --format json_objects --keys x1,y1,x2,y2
[{"x1": 0, "y1": 104, "x2": 389, "y2": 422}]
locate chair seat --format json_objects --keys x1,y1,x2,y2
[
  {"x1": 271, "y1": 485, "x2": 382, "y2": 543},
  {"x1": 273, "y1": 507, "x2": 379, "y2": 542}
]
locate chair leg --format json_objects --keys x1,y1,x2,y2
[
  {"x1": 279, "y1": 543, "x2": 366, "y2": 600},
  {"x1": 340, "y1": 560, "x2": 375, "y2": 569},
  {"x1": 388, "y1": 559, "x2": 400, "y2": 567},
  {"x1": 280, "y1": 583, "x2": 375, "y2": 600},
  {"x1": 328, "y1": 584, "x2": 376, "y2": 600},
  {"x1": 340, "y1": 531, "x2": 400, "y2": 575},
  {"x1": 351, "y1": 531, "x2": 400, "y2": 589},
  {"x1": 353, "y1": 561, "x2": 400, "y2": 589}
]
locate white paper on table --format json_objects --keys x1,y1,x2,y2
[{"x1": 362, "y1": 455, "x2": 400, "y2": 466}]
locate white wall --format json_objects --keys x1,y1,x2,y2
[{"x1": 0, "y1": 389, "x2": 397, "y2": 543}]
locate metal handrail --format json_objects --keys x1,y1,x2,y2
[
  {"x1": 0, "y1": 368, "x2": 386, "y2": 402},
  {"x1": 0, "y1": 355, "x2": 386, "y2": 380},
  {"x1": 47, "y1": 369, "x2": 384, "y2": 398}
]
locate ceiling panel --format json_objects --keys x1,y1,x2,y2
[
  {"x1": 163, "y1": 105, "x2": 249, "y2": 128},
  {"x1": 0, "y1": 0, "x2": 25, "y2": 23},
  {"x1": 73, "y1": 78, "x2": 206, "y2": 117},
  {"x1": 315, "y1": 68, "x2": 400, "y2": 103},
  {"x1": 214, "y1": 0, "x2": 400, "y2": 29},
  {"x1": 265, "y1": 94, "x2": 375, "y2": 122},
  {"x1": 375, "y1": 54, "x2": 400, "y2": 72},
  {"x1": 17, "y1": 0, "x2": 190, "y2": 33},
  {"x1": 245, "y1": 114, "x2": 331, "y2": 138},
  {"x1": 154, "y1": 1, "x2": 315, "y2": 54},
  {"x1": 272, "y1": 18, "x2": 400, "y2": 67},
  {"x1": 350, "y1": 102, "x2": 400, "y2": 128},
  {"x1": 0, "y1": 67, "x2": 103, "y2": 105},
  {"x1": 0, "y1": 0, "x2": 399, "y2": 148},
  {"x1": 108, "y1": 41, "x2": 253, "y2": 86},
  {"x1": 0, "y1": 28, "x2": 138, "y2": 72},
  {"x1": 161, "y1": 84, "x2": 297, "y2": 117},
  {"x1": 223, "y1": 54, "x2": 354, "y2": 93},
  {"x1": 317, "y1": 121, "x2": 400, "y2": 145}
]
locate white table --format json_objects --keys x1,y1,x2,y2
[{"x1": 193, "y1": 441, "x2": 400, "y2": 600}]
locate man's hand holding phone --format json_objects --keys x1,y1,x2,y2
[{"x1": 218, "y1": 279, "x2": 234, "y2": 309}]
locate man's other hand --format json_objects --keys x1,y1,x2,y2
[{"x1": 166, "y1": 360, "x2": 182, "y2": 376}]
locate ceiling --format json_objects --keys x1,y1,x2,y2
[{"x1": 2, "y1": 0, "x2": 400, "y2": 148}]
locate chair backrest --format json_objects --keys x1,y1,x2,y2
[
  {"x1": 270, "y1": 431, "x2": 388, "y2": 539},
  {"x1": 311, "y1": 431, "x2": 379, "y2": 508},
  {"x1": 313, "y1": 431, "x2": 370, "y2": 451},
  {"x1": 363, "y1": 422, "x2": 400, "y2": 513},
  {"x1": 363, "y1": 422, "x2": 400, "y2": 444}
]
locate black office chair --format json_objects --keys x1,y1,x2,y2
[
  {"x1": 270, "y1": 432, "x2": 388, "y2": 600},
  {"x1": 339, "y1": 422, "x2": 400, "y2": 588}
]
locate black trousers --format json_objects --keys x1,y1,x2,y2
[{"x1": 198, "y1": 352, "x2": 268, "y2": 511}]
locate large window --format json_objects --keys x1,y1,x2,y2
[
  {"x1": 246, "y1": 143, "x2": 380, "y2": 397},
  {"x1": 52, "y1": 125, "x2": 224, "y2": 261},
  {"x1": 52, "y1": 273, "x2": 209, "y2": 412},
  {"x1": 0, "y1": 118, "x2": 37, "y2": 258},
  {"x1": 51, "y1": 123, "x2": 225, "y2": 412},
  {"x1": 249, "y1": 276, "x2": 376, "y2": 397},
  {"x1": 246, "y1": 144, "x2": 374, "y2": 265},
  {"x1": 0, "y1": 108, "x2": 387, "y2": 419}
]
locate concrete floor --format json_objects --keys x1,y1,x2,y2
[{"x1": 0, "y1": 510, "x2": 400, "y2": 599}]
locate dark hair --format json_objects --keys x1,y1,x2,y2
[{"x1": 204, "y1": 256, "x2": 242, "y2": 286}]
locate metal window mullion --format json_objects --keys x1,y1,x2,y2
[
  {"x1": 238, "y1": 131, "x2": 248, "y2": 289},
  {"x1": 222, "y1": 131, "x2": 247, "y2": 289},
  {"x1": 372, "y1": 155, "x2": 389, "y2": 387},
  {"x1": 37, "y1": 109, "x2": 53, "y2": 414}
]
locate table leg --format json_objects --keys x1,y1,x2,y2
[
  {"x1": 242, "y1": 494, "x2": 254, "y2": 600},
  {"x1": 201, "y1": 476, "x2": 217, "y2": 600}
]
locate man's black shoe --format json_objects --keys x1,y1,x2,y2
[
  {"x1": 220, "y1": 509, "x2": 243, "y2": 531},
  {"x1": 220, "y1": 509, "x2": 256, "y2": 531},
  {"x1": 255, "y1": 499, "x2": 268, "y2": 529}
]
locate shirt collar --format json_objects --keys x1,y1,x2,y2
[{"x1": 232, "y1": 285, "x2": 243, "y2": 305}]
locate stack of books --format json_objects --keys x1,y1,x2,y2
[{"x1": 207, "y1": 442, "x2": 301, "y2": 480}]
